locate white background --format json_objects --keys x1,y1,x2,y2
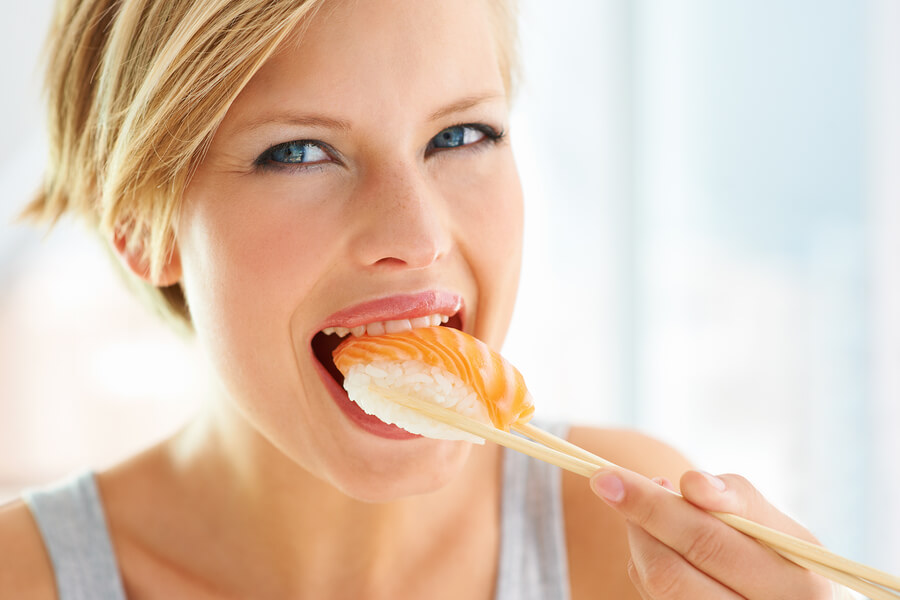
[{"x1": 1, "y1": 0, "x2": 898, "y2": 578}]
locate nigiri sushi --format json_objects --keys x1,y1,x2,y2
[{"x1": 333, "y1": 326, "x2": 534, "y2": 443}]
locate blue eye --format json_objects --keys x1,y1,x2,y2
[
  {"x1": 429, "y1": 125, "x2": 489, "y2": 150},
  {"x1": 259, "y1": 140, "x2": 331, "y2": 167}
]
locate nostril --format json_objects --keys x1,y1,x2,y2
[
  {"x1": 373, "y1": 257, "x2": 407, "y2": 267},
  {"x1": 370, "y1": 246, "x2": 442, "y2": 270}
]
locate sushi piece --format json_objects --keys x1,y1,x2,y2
[{"x1": 332, "y1": 326, "x2": 534, "y2": 443}]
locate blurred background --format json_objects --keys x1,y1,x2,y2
[{"x1": 1, "y1": 0, "x2": 897, "y2": 582}]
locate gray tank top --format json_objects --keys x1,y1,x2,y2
[{"x1": 24, "y1": 423, "x2": 571, "y2": 600}]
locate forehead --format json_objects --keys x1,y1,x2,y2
[{"x1": 223, "y1": 0, "x2": 505, "y2": 130}]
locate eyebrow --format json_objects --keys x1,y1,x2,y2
[
  {"x1": 428, "y1": 92, "x2": 506, "y2": 122},
  {"x1": 232, "y1": 92, "x2": 505, "y2": 136},
  {"x1": 232, "y1": 113, "x2": 353, "y2": 137}
]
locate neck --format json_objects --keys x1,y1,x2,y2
[{"x1": 158, "y1": 399, "x2": 503, "y2": 598}]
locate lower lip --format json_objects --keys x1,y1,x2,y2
[{"x1": 312, "y1": 357, "x2": 421, "y2": 441}]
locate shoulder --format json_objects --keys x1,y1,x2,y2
[
  {"x1": 561, "y1": 425, "x2": 692, "y2": 600},
  {"x1": 568, "y1": 425, "x2": 692, "y2": 481},
  {"x1": 0, "y1": 498, "x2": 57, "y2": 600}
]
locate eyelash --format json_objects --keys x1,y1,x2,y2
[
  {"x1": 254, "y1": 139, "x2": 337, "y2": 173},
  {"x1": 254, "y1": 122, "x2": 506, "y2": 173},
  {"x1": 425, "y1": 123, "x2": 506, "y2": 157}
]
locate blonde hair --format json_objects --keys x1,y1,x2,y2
[{"x1": 23, "y1": 0, "x2": 519, "y2": 329}]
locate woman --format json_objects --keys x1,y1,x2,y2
[{"x1": 0, "y1": 0, "x2": 835, "y2": 597}]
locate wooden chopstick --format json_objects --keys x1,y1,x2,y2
[
  {"x1": 513, "y1": 421, "x2": 900, "y2": 597},
  {"x1": 515, "y1": 420, "x2": 900, "y2": 598},
  {"x1": 713, "y1": 511, "x2": 900, "y2": 595},
  {"x1": 513, "y1": 422, "x2": 619, "y2": 468},
  {"x1": 774, "y1": 548, "x2": 899, "y2": 600},
  {"x1": 387, "y1": 393, "x2": 600, "y2": 476},
  {"x1": 386, "y1": 393, "x2": 900, "y2": 599}
]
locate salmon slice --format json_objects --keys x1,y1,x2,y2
[{"x1": 333, "y1": 326, "x2": 534, "y2": 431}]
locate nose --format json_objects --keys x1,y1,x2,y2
[{"x1": 349, "y1": 163, "x2": 451, "y2": 270}]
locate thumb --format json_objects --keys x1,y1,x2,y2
[{"x1": 680, "y1": 470, "x2": 820, "y2": 544}]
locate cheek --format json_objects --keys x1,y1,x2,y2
[
  {"x1": 441, "y1": 151, "x2": 523, "y2": 345},
  {"x1": 177, "y1": 175, "x2": 346, "y2": 395},
  {"x1": 484, "y1": 168, "x2": 524, "y2": 343},
  {"x1": 439, "y1": 148, "x2": 522, "y2": 244},
  {"x1": 181, "y1": 178, "x2": 340, "y2": 323}
]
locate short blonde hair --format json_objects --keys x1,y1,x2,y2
[{"x1": 23, "y1": 0, "x2": 519, "y2": 329}]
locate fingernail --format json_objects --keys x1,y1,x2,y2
[
  {"x1": 626, "y1": 558, "x2": 637, "y2": 579},
  {"x1": 652, "y1": 476, "x2": 675, "y2": 491},
  {"x1": 591, "y1": 471, "x2": 625, "y2": 503},
  {"x1": 700, "y1": 470, "x2": 726, "y2": 492}
]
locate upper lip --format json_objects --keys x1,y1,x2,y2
[{"x1": 314, "y1": 290, "x2": 464, "y2": 333}]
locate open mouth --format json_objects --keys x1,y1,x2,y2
[{"x1": 311, "y1": 312, "x2": 464, "y2": 391}]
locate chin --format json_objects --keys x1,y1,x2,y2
[{"x1": 322, "y1": 438, "x2": 475, "y2": 503}]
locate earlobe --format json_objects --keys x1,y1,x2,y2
[{"x1": 111, "y1": 229, "x2": 182, "y2": 287}]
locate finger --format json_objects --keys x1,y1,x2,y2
[
  {"x1": 591, "y1": 467, "x2": 825, "y2": 599},
  {"x1": 627, "y1": 560, "x2": 655, "y2": 600},
  {"x1": 680, "y1": 471, "x2": 820, "y2": 543},
  {"x1": 680, "y1": 471, "x2": 832, "y2": 598},
  {"x1": 627, "y1": 522, "x2": 744, "y2": 599}
]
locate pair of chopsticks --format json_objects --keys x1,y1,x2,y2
[{"x1": 390, "y1": 394, "x2": 900, "y2": 600}]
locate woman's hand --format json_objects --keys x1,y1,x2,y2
[{"x1": 590, "y1": 467, "x2": 834, "y2": 599}]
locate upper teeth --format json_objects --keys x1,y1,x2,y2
[{"x1": 322, "y1": 313, "x2": 450, "y2": 338}]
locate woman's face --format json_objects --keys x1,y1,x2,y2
[{"x1": 178, "y1": 0, "x2": 522, "y2": 500}]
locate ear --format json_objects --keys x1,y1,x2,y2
[{"x1": 111, "y1": 229, "x2": 182, "y2": 287}]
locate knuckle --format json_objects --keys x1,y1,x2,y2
[
  {"x1": 683, "y1": 527, "x2": 727, "y2": 568},
  {"x1": 638, "y1": 554, "x2": 685, "y2": 599}
]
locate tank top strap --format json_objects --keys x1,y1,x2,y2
[
  {"x1": 23, "y1": 471, "x2": 127, "y2": 600},
  {"x1": 495, "y1": 421, "x2": 571, "y2": 600}
]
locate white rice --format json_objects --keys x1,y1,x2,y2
[{"x1": 342, "y1": 360, "x2": 489, "y2": 444}]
